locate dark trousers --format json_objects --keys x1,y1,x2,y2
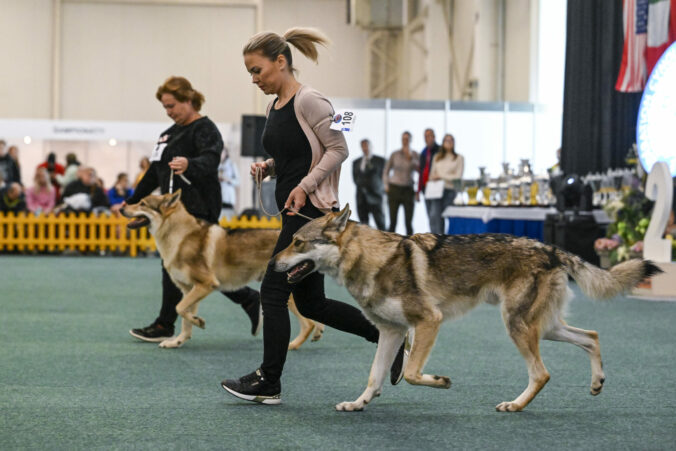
[
  {"x1": 259, "y1": 202, "x2": 379, "y2": 383},
  {"x1": 387, "y1": 184, "x2": 415, "y2": 235},
  {"x1": 356, "y1": 192, "x2": 386, "y2": 230},
  {"x1": 157, "y1": 265, "x2": 259, "y2": 328}
]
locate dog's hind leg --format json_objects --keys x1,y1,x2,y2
[
  {"x1": 403, "y1": 313, "x2": 450, "y2": 389},
  {"x1": 288, "y1": 295, "x2": 318, "y2": 350},
  {"x1": 336, "y1": 326, "x2": 406, "y2": 412},
  {"x1": 544, "y1": 321, "x2": 605, "y2": 395},
  {"x1": 175, "y1": 284, "x2": 213, "y2": 329}
]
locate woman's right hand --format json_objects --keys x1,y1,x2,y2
[{"x1": 250, "y1": 161, "x2": 269, "y2": 180}]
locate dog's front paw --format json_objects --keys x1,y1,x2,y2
[
  {"x1": 159, "y1": 338, "x2": 183, "y2": 348},
  {"x1": 590, "y1": 376, "x2": 605, "y2": 396},
  {"x1": 495, "y1": 401, "x2": 523, "y2": 412},
  {"x1": 191, "y1": 316, "x2": 206, "y2": 329},
  {"x1": 335, "y1": 400, "x2": 365, "y2": 412}
]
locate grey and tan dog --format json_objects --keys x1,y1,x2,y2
[
  {"x1": 122, "y1": 190, "x2": 323, "y2": 349},
  {"x1": 273, "y1": 205, "x2": 661, "y2": 412}
]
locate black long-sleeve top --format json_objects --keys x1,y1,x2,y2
[{"x1": 127, "y1": 116, "x2": 223, "y2": 223}]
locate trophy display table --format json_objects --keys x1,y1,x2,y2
[{"x1": 442, "y1": 206, "x2": 558, "y2": 241}]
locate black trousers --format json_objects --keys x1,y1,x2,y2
[
  {"x1": 387, "y1": 184, "x2": 415, "y2": 235},
  {"x1": 356, "y1": 192, "x2": 386, "y2": 230},
  {"x1": 259, "y1": 202, "x2": 379, "y2": 383},
  {"x1": 157, "y1": 265, "x2": 259, "y2": 328}
]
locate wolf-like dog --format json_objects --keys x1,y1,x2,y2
[
  {"x1": 273, "y1": 205, "x2": 661, "y2": 412},
  {"x1": 121, "y1": 190, "x2": 323, "y2": 349}
]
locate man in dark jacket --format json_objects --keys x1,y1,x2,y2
[
  {"x1": 353, "y1": 139, "x2": 386, "y2": 230},
  {"x1": 417, "y1": 128, "x2": 440, "y2": 230}
]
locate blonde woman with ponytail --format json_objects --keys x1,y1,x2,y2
[{"x1": 221, "y1": 28, "x2": 407, "y2": 405}]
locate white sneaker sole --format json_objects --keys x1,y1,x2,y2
[
  {"x1": 221, "y1": 383, "x2": 281, "y2": 405},
  {"x1": 129, "y1": 329, "x2": 172, "y2": 343}
]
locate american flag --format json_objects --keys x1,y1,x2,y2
[{"x1": 616, "y1": 0, "x2": 650, "y2": 92}]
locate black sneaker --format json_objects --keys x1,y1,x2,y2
[
  {"x1": 129, "y1": 322, "x2": 174, "y2": 343},
  {"x1": 390, "y1": 331, "x2": 413, "y2": 385},
  {"x1": 221, "y1": 368, "x2": 281, "y2": 405}
]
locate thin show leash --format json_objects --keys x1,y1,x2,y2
[
  {"x1": 254, "y1": 166, "x2": 315, "y2": 221},
  {"x1": 168, "y1": 169, "x2": 192, "y2": 194}
]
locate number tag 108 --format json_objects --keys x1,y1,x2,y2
[{"x1": 330, "y1": 111, "x2": 356, "y2": 132}]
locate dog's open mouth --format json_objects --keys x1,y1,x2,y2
[
  {"x1": 287, "y1": 260, "x2": 315, "y2": 284},
  {"x1": 126, "y1": 216, "x2": 150, "y2": 229}
]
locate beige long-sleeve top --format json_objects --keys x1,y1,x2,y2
[
  {"x1": 264, "y1": 85, "x2": 347, "y2": 212},
  {"x1": 383, "y1": 149, "x2": 420, "y2": 188},
  {"x1": 430, "y1": 153, "x2": 464, "y2": 189}
]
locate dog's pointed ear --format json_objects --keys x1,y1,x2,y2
[
  {"x1": 331, "y1": 204, "x2": 351, "y2": 232},
  {"x1": 163, "y1": 189, "x2": 181, "y2": 209}
]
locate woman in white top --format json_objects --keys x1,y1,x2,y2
[{"x1": 428, "y1": 133, "x2": 464, "y2": 234}]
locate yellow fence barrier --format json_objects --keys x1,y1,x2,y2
[{"x1": 0, "y1": 212, "x2": 281, "y2": 257}]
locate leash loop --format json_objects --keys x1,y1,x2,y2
[{"x1": 254, "y1": 165, "x2": 314, "y2": 221}]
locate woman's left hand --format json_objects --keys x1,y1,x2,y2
[
  {"x1": 168, "y1": 157, "x2": 189, "y2": 175},
  {"x1": 284, "y1": 186, "x2": 307, "y2": 215}
]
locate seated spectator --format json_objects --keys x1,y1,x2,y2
[
  {"x1": 108, "y1": 172, "x2": 133, "y2": 208},
  {"x1": 60, "y1": 167, "x2": 109, "y2": 214},
  {"x1": 56, "y1": 153, "x2": 81, "y2": 188},
  {"x1": 0, "y1": 140, "x2": 21, "y2": 185},
  {"x1": 26, "y1": 167, "x2": 56, "y2": 214},
  {"x1": 0, "y1": 182, "x2": 27, "y2": 214},
  {"x1": 38, "y1": 153, "x2": 65, "y2": 200}
]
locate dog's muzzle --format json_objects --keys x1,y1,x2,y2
[
  {"x1": 120, "y1": 208, "x2": 150, "y2": 229},
  {"x1": 286, "y1": 260, "x2": 316, "y2": 284},
  {"x1": 125, "y1": 216, "x2": 150, "y2": 229}
]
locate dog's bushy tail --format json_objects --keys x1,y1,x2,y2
[{"x1": 556, "y1": 249, "x2": 662, "y2": 300}]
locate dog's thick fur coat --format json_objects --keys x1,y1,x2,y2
[
  {"x1": 122, "y1": 191, "x2": 323, "y2": 348},
  {"x1": 273, "y1": 205, "x2": 662, "y2": 412}
]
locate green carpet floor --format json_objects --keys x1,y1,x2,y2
[{"x1": 0, "y1": 256, "x2": 674, "y2": 450}]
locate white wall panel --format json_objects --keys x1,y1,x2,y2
[{"x1": 447, "y1": 110, "x2": 504, "y2": 179}]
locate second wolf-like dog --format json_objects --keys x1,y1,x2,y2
[
  {"x1": 122, "y1": 190, "x2": 323, "y2": 349},
  {"x1": 273, "y1": 205, "x2": 661, "y2": 412}
]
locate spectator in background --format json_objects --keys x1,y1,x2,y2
[
  {"x1": 108, "y1": 172, "x2": 133, "y2": 209},
  {"x1": 0, "y1": 182, "x2": 26, "y2": 213},
  {"x1": 7, "y1": 145, "x2": 21, "y2": 185},
  {"x1": 38, "y1": 153, "x2": 65, "y2": 201},
  {"x1": 60, "y1": 166, "x2": 109, "y2": 213},
  {"x1": 56, "y1": 153, "x2": 81, "y2": 188},
  {"x1": 428, "y1": 133, "x2": 464, "y2": 234},
  {"x1": 417, "y1": 128, "x2": 440, "y2": 231},
  {"x1": 133, "y1": 156, "x2": 150, "y2": 188},
  {"x1": 218, "y1": 147, "x2": 239, "y2": 220},
  {"x1": 0, "y1": 141, "x2": 21, "y2": 185},
  {"x1": 352, "y1": 138, "x2": 386, "y2": 230},
  {"x1": 383, "y1": 131, "x2": 420, "y2": 235},
  {"x1": 26, "y1": 167, "x2": 56, "y2": 214}
]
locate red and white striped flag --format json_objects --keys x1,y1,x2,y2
[
  {"x1": 645, "y1": 0, "x2": 676, "y2": 74},
  {"x1": 616, "y1": 0, "x2": 676, "y2": 92},
  {"x1": 616, "y1": 0, "x2": 649, "y2": 92}
]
